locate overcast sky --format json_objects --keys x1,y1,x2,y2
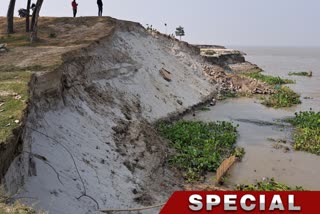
[{"x1": 1, "y1": 0, "x2": 319, "y2": 47}]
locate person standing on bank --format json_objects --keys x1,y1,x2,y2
[
  {"x1": 97, "y1": 0, "x2": 103, "y2": 16},
  {"x1": 72, "y1": 0, "x2": 78, "y2": 17}
]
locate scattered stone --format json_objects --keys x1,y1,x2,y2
[
  {"x1": 267, "y1": 138, "x2": 276, "y2": 142},
  {"x1": 14, "y1": 120, "x2": 19, "y2": 124},
  {"x1": 14, "y1": 95, "x2": 22, "y2": 100},
  {"x1": 272, "y1": 142, "x2": 290, "y2": 153},
  {"x1": 277, "y1": 139, "x2": 287, "y2": 144},
  {"x1": 132, "y1": 189, "x2": 138, "y2": 194},
  {"x1": 0, "y1": 43, "x2": 8, "y2": 53},
  {"x1": 283, "y1": 147, "x2": 290, "y2": 153},
  {"x1": 159, "y1": 68, "x2": 172, "y2": 82},
  {"x1": 210, "y1": 99, "x2": 216, "y2": 106},
  {"x1": 304, "y1": 96, "x2": 313, "y2": 100},
  {"x1": 272, "y1": 143, "x2": 282, "y2": 149},
  {"x1": 203, "y1": 65, "x2": 273, "y2": 96},
  {"x1": 210, "y1": 101, "x2": 216, "y2": 106},
  {"x1": 177, "y1": 100, "x2": 183, "y2": 105},
  {"x1": 267, "y1": 139, "x2": 287, "y2": 144}
]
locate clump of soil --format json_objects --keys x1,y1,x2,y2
[
  {"x1": 228, "y1": 62, "x2": 262, "y2": 74},
  {"x1": 203, "y1": 65, "x2": 274, "y2": 96}
]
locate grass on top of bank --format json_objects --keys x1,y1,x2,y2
[
  {"x1": 236, "y1": 178, "x2": 304, "y2": 191},
  {"x1": 241, "y1": 71, "x2": 301, "y2": 108},
  {"x1": 287, "y1": 110, "x2": 320, "y2": 155},
  {"x1": 242, "y1": 71, "x2": 295, "y2": 85},
  {"x1": 157, "y1": 120, "x2": 242, "y2": 182}
]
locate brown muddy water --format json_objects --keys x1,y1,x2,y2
[{"x1": 185, "y1": 47, "x2": 320, "y2": 190}]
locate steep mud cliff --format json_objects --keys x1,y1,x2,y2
[
  {"x1": 4, "y1": 19, "x2": 216, "y2": 214},
  {"x1": 2, "y1": 17, "x2": 263, "y2": 213}
]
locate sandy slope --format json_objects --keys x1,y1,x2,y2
[
  {"x1": 0, "y1": 15, "x2": 269, "y2": 213},
  {"x1": 4, "y1": 19, "x2": 217, "y2": 214}
]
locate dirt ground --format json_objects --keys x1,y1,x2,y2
[{"x1": 0, "y1": 17, "x2": 116, "y2": 71}]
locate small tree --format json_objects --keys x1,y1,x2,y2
[{"x1": 175, "y1": 26, "x2": 185, "y2": 40}]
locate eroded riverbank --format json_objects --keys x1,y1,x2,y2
[{"x1": 185, "y1": 47, "x2": 320, "y2": 190}]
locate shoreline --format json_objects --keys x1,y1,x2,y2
[{"x1": 1, "y1": 16, "x2": 319, "y2": 213}]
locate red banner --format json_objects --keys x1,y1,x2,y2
[{"x1": 160, "y1": 191, "x2": 320, "y2": 213}]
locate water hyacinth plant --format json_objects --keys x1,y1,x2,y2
[
  {"x1": 287, "y1": 110, "x2": 320, "y2": 155},
  {"x1": 157, "y1": 120, "x2": 239, "y2": 182}
]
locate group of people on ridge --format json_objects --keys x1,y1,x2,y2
[{"x1": 72, "y1": 0, "x2": 103, "y2": 17}]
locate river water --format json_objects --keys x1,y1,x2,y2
[{"x1": 185, "y1": 47, "x2": 320, "y2": 190}]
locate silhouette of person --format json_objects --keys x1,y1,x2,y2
[
  {"x1": 97, "y1": 0, "x2": 103, "y2": 16},
  {"x1": 72, "y1": 0, "x2": 78, "y2": 17}
]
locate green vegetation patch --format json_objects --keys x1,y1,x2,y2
[
  {"x1": 246, "y1": 71, "x2": 301, "y2": 108},
  {"x1": 157, "y1": 120, "x2": 239, "y2": 182},
  {"x1": 287, "y1": 111, "x2": 320, "y2": 155},
  {"x1": 262, "y1": 86, "x2": 301, "y2": 108},
  {"x1": 0, "y1": 71, "x2": 31, "y2": 143},
  {"x1": 243, "y1": 72, "x2": 294, "y2": 85},
  {"x1": 0, "y1": 35, "x2": 30, "y2": 47},
  {"x1": 288, "y1": 71, "x2": 312, "y2": 77},
  {"x1": 236, "y1": 178, "x2": 304, "y2": 191},
  {"x1": 199, "y1": 106, "x2": 211, "y2": 111},
  {"x1": 48, "y1": 32, "x2": 57, "y2": 38},
  {"x1": 218, "y1": 90, "x2": 237, "y2": 100}
]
